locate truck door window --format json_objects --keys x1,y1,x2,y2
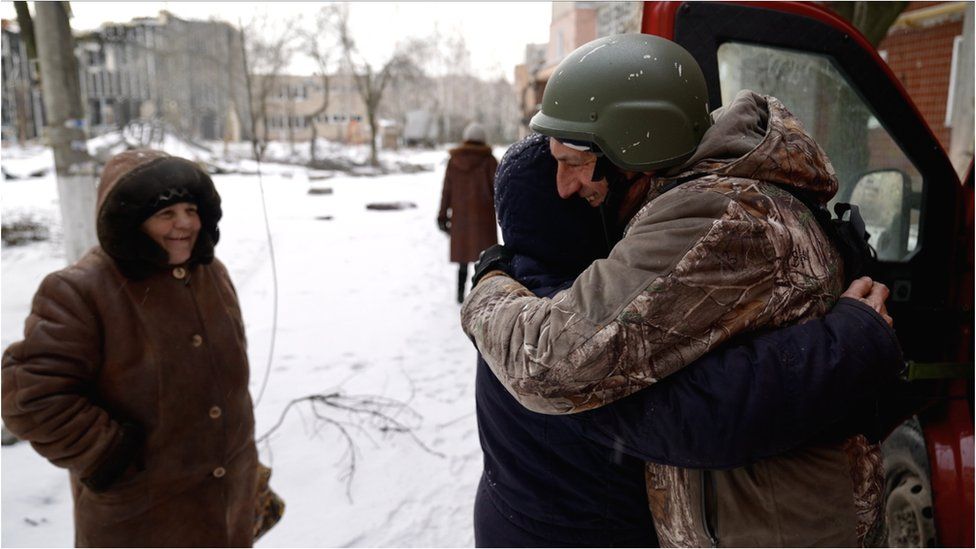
[{"x1": 717, "y1": 41, "x2": 922, "y2": 261}]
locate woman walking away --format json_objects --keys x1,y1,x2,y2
[
  {"x1": 437, "y1": 122, "x2": 498, "y2": 303},
  {"x1": 2, "y1": 150, "x2": 260, "y2": 547}
]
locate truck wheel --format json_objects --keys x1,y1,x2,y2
[{"x1": 882, "y1": 418, "x2": 937, "y2": 547}]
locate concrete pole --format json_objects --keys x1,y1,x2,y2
[
  {"x1": 34, "y1": 1, "x2": 98, "y2": 264},
  {"x1": 949, "y1": 3, "x2": 974, "y2": 179}
]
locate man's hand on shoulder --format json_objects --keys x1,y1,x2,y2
[{"x1": 841, "y1": 276, "x2": 893, "y2": 327}]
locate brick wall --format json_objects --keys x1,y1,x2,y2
[{"x1": 879, "y1": 13, "x2": 964, "y2": 150}]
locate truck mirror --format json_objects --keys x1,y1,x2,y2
[{"x1": 850, "y1": 169, "x2": 913, "y2": 260}]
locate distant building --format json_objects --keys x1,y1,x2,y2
[
  {"x1": 256, "y1": 73, "x2": 368, "y2": 145},
  {"x1": 513, "y1": 43, "x2": 547, "y2": 139},
  {"x1": 545, "y1": 2, "x2": 599, "y2": 70},
  {"x1": 0, "y1": 11, "x2": 249, "y2": 145},
  {"x1": 244, "y1": 60, "x2": 517, "y2": 148},
  {"x1": 74, "y1": 11, "x2": 249, "y2": 141},
  {"x1": 515, "y1": 2, "x2": 599, "y2": 137},
  {"x1": 403, "y1": 110, "x2": 439, "y2": 148},
  {"x1": 1, "y1": 19, "x2": 43, "y2": 142},
  {"x1": 513, "y1": 2, "x2": 640, "y2": 137}
]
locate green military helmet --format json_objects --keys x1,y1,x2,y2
[{"x1": 530, "y1": 34, "x2": 712, "y2": 172}]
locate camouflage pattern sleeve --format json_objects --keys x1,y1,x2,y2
[{"x1": 461, "y1": 186, "x2": 782, "y2": 414}]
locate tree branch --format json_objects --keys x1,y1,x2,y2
[{"x1": 257, "y1": 391, "x2": 443, "y2": 503}]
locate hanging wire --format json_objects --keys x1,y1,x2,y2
[
  {"x1": 252, "y1": 157, "x2": 279, "y2": 408},
  {"x1": 238, "y1": 17, "x2": 279, "y2": 409}
]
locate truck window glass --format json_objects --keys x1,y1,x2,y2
[{"x1": 717, "y1": 41, "x2": 922, "y2": 261}]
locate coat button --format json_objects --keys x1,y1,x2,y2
[
  {"x1": 213, "y1": 467, "x2": 226, "y2": 478},
  {"x1": 191, "y1": 334, "x2": 203, "y2": 347},
  {"x1": 209, "y1": 406, "x2": 222, "y2": 419},
  {"x1": 172, "y1": 267, "x2": 187, "y2": 279}
]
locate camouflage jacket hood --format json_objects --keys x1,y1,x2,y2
[
  {"x1": 668, "y1": 90, "x2": 838, "y2": 204},
  {"x1": 461, "y1": 91, "x2": 881, "y2": 545}
]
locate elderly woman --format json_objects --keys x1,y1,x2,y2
[
  {"x1": 437, "y1": 122, "x2": 499, "y2": 303},
  {"x1": 2, "y1": 150, "x2": 258, "y2": 547}
]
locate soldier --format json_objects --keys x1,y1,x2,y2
[{"x1": 463, "y1": 35, "x2": 892, "y2": 547}]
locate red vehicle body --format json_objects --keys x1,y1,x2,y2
[{"x1": 640, "y1": 2, "x2": 974, "y2": 546}]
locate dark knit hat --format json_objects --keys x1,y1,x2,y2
[
  {"x1": 96, "y1": 150, "x2": 222, "y2": 280},
  {"x1": 494, "y1": 134, "x2": 609, "y2": 276},
  {"x1": 138, "y1": 186, "x2": 197, "y2": 223}
]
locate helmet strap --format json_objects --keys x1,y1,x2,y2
[
  {"x1": 596, "y1": 160, "x2": 629, "y2": 249},
  {"x1": 593, "y1": 157, "x2": 649, "y2": 249},
  {"x1": 591, "y1": 155, "x2": 613, "y2": 183}
]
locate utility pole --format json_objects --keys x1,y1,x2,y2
[
  {"x1": 34, "y1": 1, "x2": 98, "y2": 263},
  {"x1": 949, "y1": 3, "x2": 973, "y2": 178}
]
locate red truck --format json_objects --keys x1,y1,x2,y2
[{"x1": 638, "y1": 2, "x2": 974, "y2": 546}]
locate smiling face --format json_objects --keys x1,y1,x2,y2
[
  {"x1": 548, "y1": 138, "x2": 609, "y2": 207},
  {"x1": 140, "y1": 202, "x2": 201, "y2": 265}
]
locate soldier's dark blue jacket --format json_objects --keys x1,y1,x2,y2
[{"x1": 472, "y1": 134, "x2": 902, "y2": 547}]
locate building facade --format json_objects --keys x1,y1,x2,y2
[
  {"x1": 256, "y1": 73, "x2": 368, "y2": 144},
  {"x1": 1, "y1": 19, "x2": 44, "y2": 142},
  {"x1": 74, "y1": 11, "x2": 250, "y2": 141},
  {"x1": 513, "y1": 43, "x2": 547, "y2": 139},
  {"x1": 514, "y1": 1, "x2": 640, "y2": 137},
  {"x1": 1, "y1": 11, "x2": 250, "y2": 144},
  {"x1": 877, "y1": 1, "x2": 972, "y2": 175}
]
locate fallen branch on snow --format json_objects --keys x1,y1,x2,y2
[{"x1": 256, "y1": 391, "x2": 444, "y2": 502}]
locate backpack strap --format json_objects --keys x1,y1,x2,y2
[
  {"x1": 650, "y1": 176, "x2": 877, "y2": 285},
  {"x1": 774, "y1": 185, "x2": 878, "y2": 285}
]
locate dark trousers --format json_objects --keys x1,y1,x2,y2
[
  {"x1": 474, "y1": 477, "x2": 569, "y2": 548},
  {"x1": 473, "y1": 476, "x2": 659, "y2": 548},
  {"x1": 457, "y1": 262, "x2": 468, "y2": 303}
]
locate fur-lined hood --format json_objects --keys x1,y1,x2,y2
[{"x1": 96, "y1": 150, "x2": 222, "y2": 280}]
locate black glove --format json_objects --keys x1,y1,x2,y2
[
  {"x1": 472, "y1": 244, "x2": 514, "y2": 287},
  {"x1": 437, "y1": 218, "x2": 450, "y2": 234}
]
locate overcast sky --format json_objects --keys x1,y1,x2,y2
[{"x1": 1, "y1": 2, "x2": 553, "y2": 80}]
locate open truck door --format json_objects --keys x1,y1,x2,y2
[{"x1": 640, "y1": 2, "x2": 974, "y2": 546}]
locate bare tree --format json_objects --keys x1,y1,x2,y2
[
  {"x1": 819, "y1": 2, "x2": 910, "y2": 185},
  {"x1": 239, "y1": 14, "x2": 295, "y2": 162},
  {"x1": 483, "y1": 74, "x2": 519, "y2": 143},
  {"x1": 828, "y1": 2, "x2": 908, "y2": 47},
  {"x1": 387, "y1": 28, "x2": 518, "y2": 145},
  {"x1": 335, "y1": 5, "x2": 424, "y2": 166},
  {"x1": 441, "y1": 31, "x2": 474, "y2": 142},
  {"x1": 299, "y1": 6, "x2": 340, "y2": 164},
  {"x1": 34, "y1": 1, "x2": 98, "y2": 262},
  {"x1": 12, "y1": 2, "x2": 38, "y2": 145},
  {"x1": 284, "y1": 88, "x2": 297, "y2": 155},
  {"x1": 13, "y1": 2, "x2": 36, "y2": 59}
]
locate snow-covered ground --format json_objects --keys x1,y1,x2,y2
[{"x1": 1, "y1": 142, "x2": 505, "y2": 547}]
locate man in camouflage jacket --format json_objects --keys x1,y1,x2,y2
[{"x1": 461, "y1": 35, "x2": 887, "y2": 547}]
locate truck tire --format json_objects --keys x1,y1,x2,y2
[{"x1": 882, "y1": 417, "x2": 937, "y2": 547}]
